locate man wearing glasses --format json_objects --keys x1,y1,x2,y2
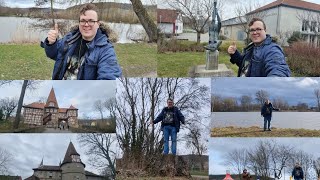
[
  {"x1": 227, "y1": 17, "x2": 290, "y2": 77},
  {"x1": 42, "y1": 4, "x2": 121, "y2": 80},
  {"x1": 152, "y1": 98, "x2": 185, "y2": 155}
]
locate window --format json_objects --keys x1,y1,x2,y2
[
  {"x1": 49, "y1": 102, "x2": 55, "y2": 107},
  {"x1": 302, "y1": 20, "x2": 309, "y2": 31},
  {"x1": 311, "y1": 21, "x2": 317, "y2": 32}
]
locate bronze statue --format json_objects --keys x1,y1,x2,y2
[{"x1": 205, "y1": 0, "x2": 222, "y2": 51}]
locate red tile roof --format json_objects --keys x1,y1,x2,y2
[
  {"x1": 45, "y1": 88, "x2": 59, "y2": 108},
  {"x1": 157, "y1": 9, "x2": 179, "y2": 23},
  {"x1": 59, "y1": 108, "x2": 68, "y2": 113},
  {"x1": 248, "y1": 0, "x2": 320, "y2": 14},
  {"x1": 23, "y1": 102, "x2": 45, "y2": 109}
]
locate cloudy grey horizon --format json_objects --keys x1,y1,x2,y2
[{"x1": 212, "y1": 77, "x2": 320, "y2": 107}]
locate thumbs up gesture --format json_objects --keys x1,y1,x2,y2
[
  {"x1": 47, "y1": 23, "x2": 59, "y2": 44},
  {"x1": 227, "y1": 41, "x2": 237, "y2": 55}
]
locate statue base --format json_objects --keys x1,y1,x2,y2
[
  {"x1": 206, "y1": 50, "x2": 219, "y2": 70},
  {"x1": 190, "y1": 64, "x2": 234, "y2": 77}
]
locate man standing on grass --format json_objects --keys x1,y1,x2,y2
[
  {"x1": 261, "y1": 99, "x2": 279, "y2": 131},
  {"x1": 227, "y1": 17, "x2": 290, "y2": 77},
  {"x1": 41, "y1": 3, "x2": 121, "y2": 80},
  {"x1": 152, "y1": 98, "x2": 185, "y2": 155}
]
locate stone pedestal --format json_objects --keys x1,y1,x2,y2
[
  {"x1": 193, "y1": 64, "x2": 234, "y2": 77},
  {"x1": 206, "y1": 50, "x2": 219, "y2": 70}
]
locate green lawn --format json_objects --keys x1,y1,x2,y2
[
  {"x1": 157, "y1": 51, "x2": 238, "y2": 77},
  {"x1": 0, "y1": 43, "x2": 157, "y2": 79}
]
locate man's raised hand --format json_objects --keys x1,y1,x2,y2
[{"x1": 47, "y1": 23, "x2": 59, "y2": 44}]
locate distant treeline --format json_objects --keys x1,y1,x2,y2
[
  {"x1": 212, "y1": 90, "x2": 319, "y2": 112},
  {"x1": 0, "y1": 2, "x2": 156, "y2": 24}
]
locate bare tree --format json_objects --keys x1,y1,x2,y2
[
  {"x1": 184, "y1": 118, "x2": 207, "y2": 171},
  {"x1": 314, "y1": 89, "x2": 320, "y2": 112},
  {"x1": 224, "y1": 148, "x2": 249, "y2": 179},
  {"x1": 255, "y1": 90, "x2": 269, "y2": 106},
  {"x1": 78, "y1": 133, "x2": 116, "y2": 179},
  {"x1": 313, "y1": 157, "x2": 320, "y2": 179},
  {"x1": 272, "y1": 97, "x2": 289, "y2": 111},
  {"x1": 290, "y1": 150, "x2": 314, "y2": 180},
  {"x1": 0, "y1": 80, "x2": 12, "y2": 87},
  {"x1": 240, "y1": 95, "x2": 253, "y2": 111},
  {"x1": 234, "y1": 0, "x2": 266, "y2": 45},
  {"x1": 94, "y1": 100, "x2": 105, "y2": 120},
  {"x1": 14, "y1": 80, "x2": 42, "y2": 129},
  {"x1": 115, "y1": 78, "x2": 209, "y2": 173},
  {"x1": 0, "y1": 147, "x2": 13, "y2": 174},
  {"x1": 0, "y1": 98, "x2": 18, "y2": 120},
  {"x1": 166, "y1": 0, "x2": 217, "y2": 44}
]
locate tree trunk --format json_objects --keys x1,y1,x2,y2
[
  {"x1": 197, "y1": 31, "x2": 201, "y2": 44},
  {"x1": 130, "y1": 0, "x2": 157, "y2": 42},
  {"x1": 13, "y1": 80, "x2": 28, "y2": 129}
]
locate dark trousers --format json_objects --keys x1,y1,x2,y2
[{"x1": 264, "y1": 116, "x2": 271, "y2": 130}]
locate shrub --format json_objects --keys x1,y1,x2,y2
[
  {"x1": 284, "y1": 42, "x2": 320, "y2": 76},
  {"x1": 287, "y1": 31, "x2": 302, "y2": 45}
]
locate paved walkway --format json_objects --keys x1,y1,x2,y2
[{"x1": 43, "y1": 127, "x2": 72, "y2": 133}]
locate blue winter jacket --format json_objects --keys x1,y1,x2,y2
[
  {"x1": 230, "y1": 34, "x2": 291, "y2": 77},
  {"x1": 41, "y1": 28, "x2": 122, "y2": 80},
  {"x1": 153, "y1": 106, "x2": 185, "y2": 132}
]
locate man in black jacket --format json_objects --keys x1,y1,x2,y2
[
  {"x1": 261, "y1": 99, "x2": 279, "y2": 131},
  {"x1": 292, "y1": 163, "x2": 304, "y2": 180},
  {"x1": 152, "y1": 98, "x2": 185, "y2": 155}
]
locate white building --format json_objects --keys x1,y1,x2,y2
[
  {"x1": 157, "y1": 9, "x2": 183, "y2": 35},
  {"x1": 222, "y1": 0, "x2": 320, "y2": 46}
]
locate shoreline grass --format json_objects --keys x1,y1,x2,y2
[{"x1": 211, "y1": 126, "x2": 320, "y2": 137}]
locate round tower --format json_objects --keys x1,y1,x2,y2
[{"x1": 60, "y1": 142, "x2": 86, "y2": 180}]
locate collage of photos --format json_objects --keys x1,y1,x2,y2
[{"x1": 0, "y1": 0, "x2": 320, "y2": 179}]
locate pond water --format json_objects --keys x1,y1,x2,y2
[
  {"x1": 211, "y1": 112, "x2": 320, "y2": 130},
  {"x1": 0, "y1": 16, "x2": 147, "y2": 43}
]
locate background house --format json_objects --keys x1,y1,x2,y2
[
  {"x1": 157, "y1": 9, "x2": 183, "y2": 36},
  {"x1": 221, "y1": 0, "x2": 320, "y2": 46}
]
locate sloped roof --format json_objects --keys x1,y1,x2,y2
[
  {"x1": 33, "y1": 165, "x2": 61, "y2": 171},
  {"x1": 69, "y1": 105, "x2": 78, "y2": 110},
  {"x1": 25, "y1": 175, "x2": 40, "y2": 180},
  {"x1": 248, "y1": 0, "x2": 320, "y2": 15},
  {"x1": 45, "y1": 88, "x2": 59, "y2": 108},
  {"x1": 61, "y1": 142, "x2": 85, "y2": 167},
  {"x1": 59, "y1": 108, "x2": 68, "y2": 113},
  {"x1": 157, "y1": 9, "x2": 179, "y2": 23},
  {"x1": 85, "y1": 170, "x2": 104, "y2": 177},
  {"x1": 23, "y1": 102, "x2": 45, "y2": 109}
]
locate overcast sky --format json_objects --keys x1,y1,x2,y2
[
  {"x1": 3, "y1": 0, "x2": 156, "y2": 8},
  {"x1": 159, "y1": 0, "x2": 320, "y2": 20},
  {"x1": 209, "y1": 137, "x2": 320, "y2": 179},
  {"x1": 0, "y1": 133, "x2": 117, "y2": 179},
  {"x1": 212, "y1": 77, "x2": 320, "y2": 106},
  {"x1": 0, "y1": 80, "x2": 116, "y2": 119}
]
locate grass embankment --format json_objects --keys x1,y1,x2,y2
[
  {"x1": 0, "y1": 43, "x2": 156, "y2": 79},
  {"x1": 157, "y1": 40, "x2": 242, "y2": 77},
  {"x1": 211, "y1": 126, "x2": 320, "y2": 137},
  {"x1": 0, "y1": 120, "x2": 44, "y2": 133}
]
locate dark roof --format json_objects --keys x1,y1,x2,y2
[
  {"x1": 248, "y1": 0, "x2": 320, "y2": 15},
  {"x1": 23, "y1": 102, "x2": 45, "y2": 109},
  {"x1": 33, "y1": 165, "x2": 61, "y2": 171},
  {"x1": 157, "y1": 9, "x2": 179, "y2": 23},
  {"x1": 45, "y1": 88, "x2": 59, "y2": 108},
  {"x1": 61, "y1": 142, "x2": 85, "y2": 167},
  {"x1": 85, "y1": 170, "x2": 104, "y2": 177},
  {"x1": 24, "y1": 175, "x2": 40, "y2": 180}
]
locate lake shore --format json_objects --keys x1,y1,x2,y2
[{"x1": 211, "y1": 126, "x2": 320, "y2": 137}]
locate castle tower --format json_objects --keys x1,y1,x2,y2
[
  {"x1": 60, "y1": 142, "x2": 86, "y2": 180},
  {"x1": 67, "y1": 105, "x2": 78, "y2": 128},
  {"x1": 44, "y1": 88, "x2": 59, "y2": 127}
]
